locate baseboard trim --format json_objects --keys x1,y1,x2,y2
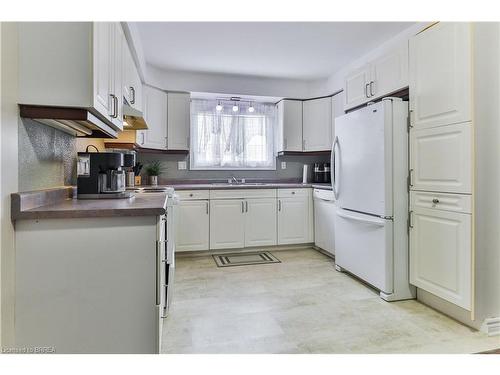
[
  {"x1": 481, "y1": 317, "x2": 500, "y2": 336},
  {"x1": 176, "y1": 244, "x2": 315, "y2": 258}
]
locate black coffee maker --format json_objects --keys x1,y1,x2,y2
[{"x1": 77, "y1": 148, "x2": 135, "y2": 199}]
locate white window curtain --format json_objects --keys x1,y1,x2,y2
[{"x1": 190, "y1": 99, "x2": 276, "y2": 170}]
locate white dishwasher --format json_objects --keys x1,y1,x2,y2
[{"x1": 313, "y1": 188, "x2": 335, "y2": 256}]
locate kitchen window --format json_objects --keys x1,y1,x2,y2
[{"x1": 190, "y1": 99, "x2": 276, "y2": 170}]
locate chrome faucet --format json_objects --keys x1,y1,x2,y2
[{"x1": 230, "y1": 176, "x2": 239, "y2": 184}]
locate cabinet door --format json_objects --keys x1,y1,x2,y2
[
  {"x1": 303, "y1": 97, "x2": 332, "y2": 151},
  {"x1": 167, "y1": 93, "x2": 190, "y2": 150},
  {"x1": 277, "y1": 100, "x2": 303, "y2": 152},
  {"x1": 409, "y1": 207, "x2": 471, "y2": 310},
  {"x1": 175, "y1": 201, "x2": 210, "y2": 252},
  {"x1": 93, "y1": 22, "x2": 114, "y2": 121},
  {"x1": 139, "y1": 86, "x2": 168, "y2": 150},
  {"x1": 410, "y1": 122, "x2": 472, "y2": 194},
  {"x1": 409, "y1": 22, "x2": 472, "y2": 129},
  {"x1": 123, "y1": 41, "x2": 143, "y2": 112},
  {"x1": 210, "y1": 199, "x2": 245, "y2": 250},
  {"x1": 110, "y1": 23, "x2": 124, "y2": 131},
  {"x1": 314, "y1": 199, "x2": 335, "y2": 255},
  {"x1": 370, "y1": 42, "x2": 408, "y2": 99},
  {"x1": 278, "y1": 197, "x2": 310, "y2": 245},
  {"x1": 344, "y1": 65, "x2": 370, "y2": 111},
  {"x1": 244, "y1": 198, "x2": 277, "y2": 247}
]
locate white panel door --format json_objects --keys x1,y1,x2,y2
[
  {"x1": 175, "y1": 200, "x2": 210, "y2": 252},
  {"x1": 138, "y1": 86, "x2": 168, "y2": 150},
  {"x1": 409, "y1": 207, "x2": 472, "y2": 310},
  {"x1": 167, "y1": 92, "x2": 190, "y2": 150},
  {"x1": 313, "y1": 198, "x2": 335, "y2": 255},
  {"x1": 277, "y1": 100, "x2": 303, "y2": 152},
  {"x1": 210, "y1": 199, "x2": 245, "y2": 249},
  {"x1": 410, "y1": 122, "x2": 472, "y2": 194},
  {"x1": 370, "y1": 42, "x2": 409, "y2": 99},
  {"x1": 303, "y1": 97, "x2": 333, "y2": 151},
  {"x1": 334, "y1": 208, "x2": 393, "y2": 293},
  {"x1": 344, "y1": 65, "x2": 370, "y2": 110},
  {"x1": 409, "y1": 22, "x2": 472, "y2": 129},
  {"x1": 110, "y1": 23, "x2": 124, "y2": 130},
  {"x1": 244, "y1": 198, "x2": 277, "y2": 247},
  {"x1": 334, "y1": 101, "x2": 392, "y2": 216},
  {"x1": 278, "y1": 196, "x2": 310, "y2": 245},
  {"x1": 93, "y1": 22, "x2": 113, "y2": 121}
]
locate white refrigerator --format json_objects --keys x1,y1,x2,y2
[{"x1": 332, "y1": 98, "x2": 415, "y2": 301}]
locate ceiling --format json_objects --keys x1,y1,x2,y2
[{"x1": 135, "y1": 22, "x2": 414, "y2": 81}]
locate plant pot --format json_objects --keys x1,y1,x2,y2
[{"x1": 150, "y1": 175, "x2": 158, "y2": 186}]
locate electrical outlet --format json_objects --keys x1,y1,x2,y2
[
  {"x1": 281, "y1": 161, "x2": 287, "y2": 169},
  {"x1": 178, "y1": 161, "x2": 187, "y2": 170}
]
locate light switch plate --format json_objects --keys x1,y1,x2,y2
[
  {"x1": 178, "y1": 161, "x2": 187, "y2": 170},
  {"x1": 281, "y1": 162, "x2": 287, "y2": 169}
]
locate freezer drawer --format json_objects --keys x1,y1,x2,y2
[{"x1": 334, "y1": 208, "x2": 393, "y2": 293}]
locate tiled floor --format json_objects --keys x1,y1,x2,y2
[{"x1": 161, "y1": 248, "x2": 500, "y2": 353}]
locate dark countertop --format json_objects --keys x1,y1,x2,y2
[
  {"x1": 11, "y1": 187, "x2": 168, "y2": 220},
  {"x1": 11, "y1": 182, "x2": 332, "y2": 221}
]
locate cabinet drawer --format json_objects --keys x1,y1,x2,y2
[
  {"x1": 176, "y1": 190, "x2": 210, "y2": 200},
  {"x1": 209, "y1": 189, "x2": 276, "y2": 200},
  {"x1": 278, "y1": 188, "x2": 311, "y2": 198},
  {"x1": 410, "y1": 191, "x2": 471, "y2": 214}
]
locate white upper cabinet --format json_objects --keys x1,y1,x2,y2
[
  {"x1": 303, "y1": 97, "x2": 332, "y2": 151},
  {"x1": 344, "y1": 65, "x2": 372, "y2": 110},
  {"x1": 123, "y1": 38, "x2": 143, "y2": 112},
  {"x1": 167, "y1": 93, "x2": 190, "y2": 150},
  {"x1": 138, "y1": 86, "x2": 168, "y2": 150},
  {"x1": 344, "y1": 42, "x2": 409, "y2": 111},
  {"x1": 370, "y1": 43, "x2": 409, "y2": 100},
  {"x1": 410, "y1": 122, "x2": 472, "y2": 194},
  {"x1": 409, "y1": 23, "x2": 472, "y2": 130},
  {"x1": 19, "y1": 22, "x2": 125, "y2": 131},
  {"x1": 276, "y1": 100, "x2": 303, "y2": 152}
]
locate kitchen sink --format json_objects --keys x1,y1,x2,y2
[{"x1": 209, "y1": 182, "x2": 272, "y2": 187}]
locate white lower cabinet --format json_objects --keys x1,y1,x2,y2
[
  {"x1": 244, "y1": 198, "x2": 277, "y2": 247},
  {"x1": 278, "y1": 193, "x2": 312, "y2": 245},
  {"x1": 175, "y1": 200, "x2": 210, "y2": 252},
  {"x1": 210, "y1": 199, "x2": 245, "y2": 249},
  {"x1": 409, "y1": 206, "x2": 472, "y2": 310}
]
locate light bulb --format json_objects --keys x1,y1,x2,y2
[
  {"x1": 248, "y1": 105, "x2": 255, "y2": 113},
  {"x1": 216, "y1": 103, "x2": 223, "y2": 111},
  {"x1": 232, "y1": 105, "x2": 239, "y2": 112}
]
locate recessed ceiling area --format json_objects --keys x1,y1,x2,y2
[{"x1": 135, "y1": 22, "x2": 415, "y2": 80}]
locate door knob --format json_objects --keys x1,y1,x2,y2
[{"x1": 432, "y1": 198, "x2": 439, "y2": 204}]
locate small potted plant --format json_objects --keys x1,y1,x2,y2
[{"x1": 145, "y1": 160, "x2": 164, "y2": 186}]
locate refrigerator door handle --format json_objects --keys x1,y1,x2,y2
[
  {"x1": 332, "y1": 136, "x2": 340, "y2": 200},
  {"x1": 337, "y1": 210, "x2": 386, "y2": 227}
]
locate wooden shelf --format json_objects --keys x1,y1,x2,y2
[
  {"x1": 104, "y1": 142, "x2": 189, "y2": 155},
  {"x1": 277, "y1": 150, "x2": 331, "y2": 157}
]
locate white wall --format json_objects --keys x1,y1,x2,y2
[
  {"x1": 0, "y1": 22, "x2": 19, "y2": 347},
  {"x1": 146, "y1": 64, "x2": 311, "y2": 99}
]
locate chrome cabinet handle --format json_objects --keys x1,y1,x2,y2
[
  {"x1": 109, "y1": 94, "x2": 116, "y2": 118},
  {"x1": 408, "y1": 169, "x2": 414, "y2": 188},
  {"x1": 141, "y1": 132, "x2": 145, "y2": 145},
  {"x1": 365, "y1": 83, "x2": 370, "y2": 98},
  {"x1": 130, "y1": 86, "x2": 135, "y2": 104},
  {"x1": 114, "y1": 95, "x2": 119, "y2": 118},
  {"x1": 278, "y1": 199, "x2": 282, "y2": 212},
  {"x1": 245, "y1": 201, "x2": 248, "y2": 212},
  {"x1": 155, "y1": 242, "x2": 161, "y2": 306},
  {"x1": 370, "y1": 81, "x2": 375, "y2": 97},
  {"x1": 206, "y1": 201, "x2": 209, "y2": 215},
  {"x1": 408, "y1": 211, "x2": 414, "y2": 229},
  {"x1": 432, "y1": 198, "x2": 440, "y2": 204},
  {"x1": 241, "y1": 201, "x2": 245, "y2": 213}
]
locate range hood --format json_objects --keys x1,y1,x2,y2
[
  {"x1": 122, "y1": 103, "x2": 148, "y2": 130},
  {"x1": 19, "y1": 105, "x2": 118, "y2": 138}
]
